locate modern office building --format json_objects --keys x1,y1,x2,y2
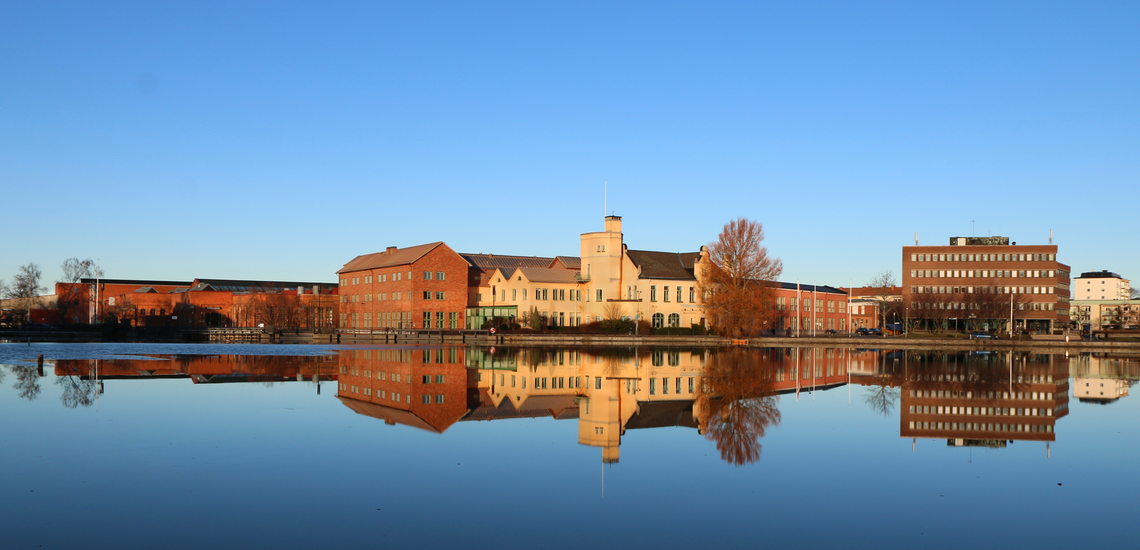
[
  {"x1": 901, "y1": 236, "x2": 1071, "y2": 333},
  {"x1": 1073, "y1": 270, "x2": 1131, "y2": 301}
]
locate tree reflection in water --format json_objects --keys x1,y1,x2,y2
[
  {"x1": 863, "y1": 382, "x2": 899, "y2": 417},
  {"x1": 56, "y1": 375, "x2": 96, "y2": 408},
  {"x1": 698, "y1": 348, "x2": 781, "y2": 466},
  {"x1": 10, "y1": 365, "x2": 42, "y2": 401}
]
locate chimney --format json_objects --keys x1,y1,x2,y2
[
  {"x1": 312, "y1": 285, "x2": 319, "y2": 295},
  {"x1": 386, "y1": 246, "x2": 397, "y2": 253}
]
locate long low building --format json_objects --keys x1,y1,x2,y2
[{"x1": 54, "y1": 278, "x2": 339, "y2": 330}]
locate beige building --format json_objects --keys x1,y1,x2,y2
[
  {"x1": 1073, "y1": 271, "x2": 1131, "y2": 301},
  {"x1": 1069, "y1": 300, "x2": 1140, "y2": 330},
  {"x1": 467, "y1": 216, "x2": 712, "y2": 329}
]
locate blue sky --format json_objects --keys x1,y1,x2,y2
[{"x1": 2, "y1": 1, "x2": 1137, "y2": 289}]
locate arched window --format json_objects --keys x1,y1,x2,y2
[
  {"x1": 652, "y1": 313, "x2": 664, "y2": 328},
  {"x1": 668, "y1": 313, "x2": 680, "y2": 327}
]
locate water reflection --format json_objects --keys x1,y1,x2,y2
[
  {"x1": 12, "y1": 347, "x2": 1140, "y2": 463},
  {"x1": 46, "y1": 354, "x2": 339, "y2": 408},
  {"x1": 850, "y1": 350, "x2": 1071, "y2": 447},
  {"x1": 336, "y1": 346, "x2": 861, "y2": 465}
]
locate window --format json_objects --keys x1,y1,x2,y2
[
  {"x1": 437, "y1": 291, "x2": 445, "y2": 300},
  {"x1": 689, "y1": 287, "x2": 695, "y2": 303},
  {"x1": 652, "y1": 313, "x2": 664, "y2": 328},
  {"x1": 664, "y1": 286, "x2": 670, "y2": 302},
  {"x1": 423, "y1": 291, "x2": 431, "y2": 299},
  {"x1": 512, "y1": 289, "x2": 516, "y2": 300},
  {"x1": 596, "y1": 289, "x2": 602, "y2": 302},
  {"x1": 668, "y1": 313, "x2": 680, "y2": 327},
  {"x1": 437, "y1": 272, "x2": 445, "y2": 280}
]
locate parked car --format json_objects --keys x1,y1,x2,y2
[
  {"x1": 969, "y1": 331, "x2": 996, "y2": 340},
  {"x1": 825, "y1": 329, "x2": 837, "y2": 335},
  {"x1": 856, "y1": 328, "x2": 870, "y2": 335},
  {"x1": 867, "y1": 327, "x2": 882, "y2": 336}
]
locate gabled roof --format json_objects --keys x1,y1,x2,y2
[
  {"x1": 550, "y1": 256, "x2": 581, "y2": 270},
  {"x1": 133, "y1": 287, "x2": 158, "y2": 293},
  {"x1": 626, "y1": 250, "x2": 701, "y2": 280},
  {"x1": 516, "y1": 267, "x2": 580, "y2": 284},
  {"x1": 460, "y1": 253, "x2": 554, "y2": 270},
  {"x1": 336, "y1": 396, "x2": 460, "y2": 433},
  {"x1": 80, "y1": 278, "x2": 191, "y2": 287},
  {"x1": 338, "y1": 242, "x2": 447, "y2": 274}
]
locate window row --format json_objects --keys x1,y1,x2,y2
[
  {"x1": 908, "y1": 421, "x2": 1052, "y2": 433},
  {"x1": 648, "y1": 285, "x2": 696, "y2": 303},
  {"x1": 909, "y1": 389, "x2": 1055, "y2": 399},
  {"x1": 913, "y1": 285, "x2": 1055, "y2": 295},
  {"x1": 648, "y1": 377, "x2": 696, "y2": 395},
  {"x1": 911, "y1": 252, "x2": 1056, "y2": 262},
  {"x1": 775, "y1": 297, "x2": 847, "y2": 313},
  {"x1": 912, "y1": 269, "x2": 1057, "y2": 279},
  {"x1": 341, "y1": 271, "x2": 415, "y2": 286},
  {"x1": 908, "y1": 405, "x2": 1054, "y2": 417}
]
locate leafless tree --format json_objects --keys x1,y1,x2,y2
[
  {"x1": 602, "y1": 301, "x2": 625, "y2": 322},
  {"x1": 11, "y1": 365, "x2": 42, "y2": 401},
  {"x1": 4, "y1": 263, "x2": 46, "y2": 325},
  {"x1": 56, "y1": 258, "x2": 102, "y2": 324},
  {"x1": 56, "y1": 375, "x2": 96, "y2": 408},
  {"x1": 701, "y1": 218, "x2": 783, "y2": 337},
  {"x1": 868, "y1": 270, "x2": 901, "y2": 329}
]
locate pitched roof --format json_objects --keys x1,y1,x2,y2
[
  {"x1": 338, "y1": 242, "x2": 446, "y2": 274},
  {"x1": 516, "y1": 267, "x2": 580, "y2": 284},
  {"x1": 460, "y1": 253, "x2": 554, "y2": 270},
  {"x1": 551, "y1": 256, "x2": 581, "y2": 270},
  {"x1": 626, "y1": 250, "x2": 701, "y2": 280}
]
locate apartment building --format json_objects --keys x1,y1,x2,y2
[
  {"x1": 901, "y1": 236, "x2": 1071, "y2": 333},
  {"x1": 1073, "y1": 270, "x2": 1131, "y2": 300}
]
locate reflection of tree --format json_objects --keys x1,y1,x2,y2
[
  {"x1": 56, "y1": 375, "x2": 95, "y2": 408},
  {"x1": 0, "y1": 366, "x2": 6, "y2": 385},
  {"x1": 698, "y1": 349, "x2": 781, "y2": 466},
  {"x1": 11, "y1": 366, "x2": 42, "y2": 401},
  {"x1": 863, "y1": 382, "x2": 899, "y2": 417}
]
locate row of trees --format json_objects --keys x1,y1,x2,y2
[{"x1": 2, "y1": 258, "x2": 101, "y2": 326}]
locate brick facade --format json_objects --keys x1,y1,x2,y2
[{"x1": 337, "y1": 242, "x2": 468, "y2": 330}]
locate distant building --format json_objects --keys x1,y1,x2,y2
[
  {"x1": 1073, "y1": 270, "x2": 1130, "y2": 301},
  {"x1": 54, "y1": 278, "x2": 338, "y2": 329},
  {"x1": 1068, "y1": 299, "x2": 1140, "y2": 330},
  {"x1": 901, "y1": 236, "x2": 1071, "y2": 333}
]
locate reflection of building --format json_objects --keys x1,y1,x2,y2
[
  {"x1": 1073, "y1": 378, "x2": 1129, "y2": 403},
  {"x1": 54, "y1": 354, "x2": 338, "y2": 385},
  {"x1": 335, "y1": 347, "x2": 469, "y2": 433},
  {"x1": 898, "y1": 351, "x2": 1069, "y2": 445},
  {"x1": 336, "y1": 346, "x2": 856, "y2": 464},
  {"x1": 1067, "y1": 352, "x2": 1139, "y2": 404}
]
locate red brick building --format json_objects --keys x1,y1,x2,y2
[
  {"x1": 767, "y1": 282, "x2": 851, "y2": 335},
  {"x1": 336, "y1": 242, "x2": 469, "y2": 330},
  {"x1": 902, "y1": 236, "x2": 1071, "y2": 333},
  {"x1": 54, "y1": 278, "x2": 338, "y2": 329}
]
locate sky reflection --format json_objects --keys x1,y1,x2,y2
[{"x1": 1, "y1": 344, "x2": 1138, "y2": 549}]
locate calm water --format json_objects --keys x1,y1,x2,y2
[{"x1": 1, "y1": 343, "x2": 1138, "y2": 549}]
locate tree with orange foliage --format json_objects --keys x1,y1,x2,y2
[{"x1": 700, "y1": 217, "x2": 783, "y2": 337}]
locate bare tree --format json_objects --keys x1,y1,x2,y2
[
  {"x1": 868, "y1": 270, "x2": 901, "y2": 329},
  {"x1": 56, "y1": 258, "x2": 102, "y2": 324},
  {"x1": 11, "y1": 365, "x2": 42, "y2": 401},
  {"x1": 602, "y1": 301, "x2": 625, "y2": 321},
  {"x1": 4, "y1": 263, "x2": 46, "y2": 326},
  {"x1": 701, "y1": 218, "x2": 783, "y2": 337}
]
